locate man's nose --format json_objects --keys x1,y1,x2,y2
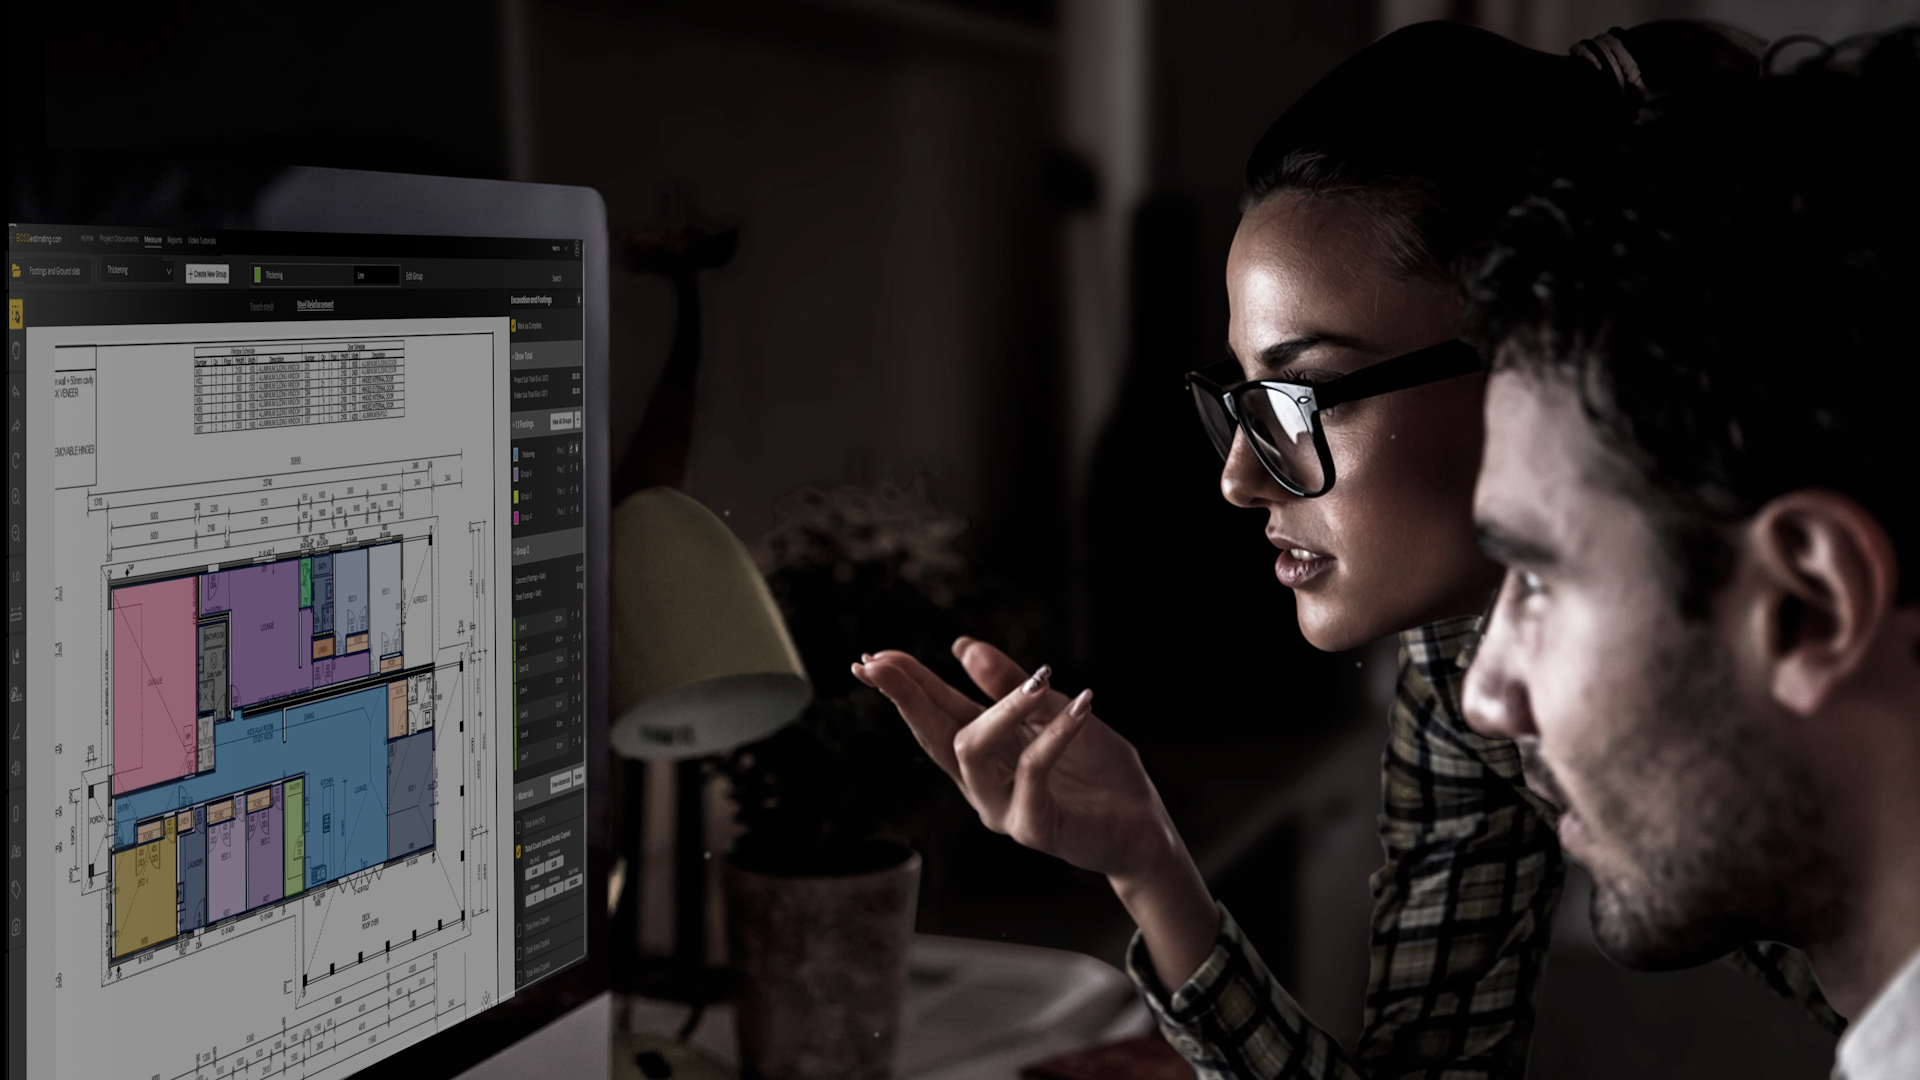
[{"x1": 1463, "y1": 608, "x2": 1535, "y2": 741}]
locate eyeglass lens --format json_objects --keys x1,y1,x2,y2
[
  {"x1": 1189, "y1": 383, "x2": 1328, "y2": 495},
  {"x1": 1238, "y1": 386, "x2": 1326, "y2": 494},
  {"x1": 1190, "y1": 383, "x2": 1239, "y2": 460}
]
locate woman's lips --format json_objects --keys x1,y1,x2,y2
[{"x1": 1272, "y1": 545, "x2": 1336, "y2": 588}]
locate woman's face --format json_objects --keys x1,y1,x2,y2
[{"x1": 1223, "y1": 191, "x2": 1502, "y2": 650}]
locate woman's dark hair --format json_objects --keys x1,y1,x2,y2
[
  {"x1": 1466, "y1": 26, "x2": 1920, "y2": 611},
  {"x1": 1242, "y1": 20, "x2": 1760, "y2": 279}
]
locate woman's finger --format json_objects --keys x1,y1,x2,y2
[
  {"x1": 857, "y1": 654, "x2": 977, "y2": 779},
  {"x1": 860, "y1": 645, "x2": 983, "y2": 737},
  {"x1": 1017, "y1": 689, "x2": 1093, "y2": 783},
  {"x1": 952, "y1": 636, "x2": 1034, "y2": 700},
  {"x1": 952, "y1": 664, "x2": 1063, "y2": 815},
  {"x1": 1006, "y1": 689, "x2": 1094, "y2": 848},
  {"x1": 871, "y1": 645, "x2": 990, "y2": 722}
]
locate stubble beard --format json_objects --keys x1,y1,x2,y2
[{"x1": 1581, "y1": 622, "x2": 1840, "y2": 971}]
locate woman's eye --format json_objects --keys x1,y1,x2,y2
[{"x1": 1511, "y1": 570, "x2": 1546, "y2": 600}]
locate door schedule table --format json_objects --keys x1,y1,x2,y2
[{"x1": 193, "y1": 339, "x2": 406, "y2": 433}]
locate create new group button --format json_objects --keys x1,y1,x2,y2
[{"x1": 184, "y1": 263, "x2": 231, "y2": 284}]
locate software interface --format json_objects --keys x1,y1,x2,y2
[{"x1": 6, "y1": 224, "x2": 589, "y2": 1080}]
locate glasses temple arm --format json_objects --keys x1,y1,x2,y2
[{"x1": 1313, "y1": 340, "x2": 1484, "y2": 409}]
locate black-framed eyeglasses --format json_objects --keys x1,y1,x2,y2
[{"x1": 1185, "y1": 338, "x2": 1483, "y2": 497}]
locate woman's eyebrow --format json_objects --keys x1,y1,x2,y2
[{"x1": 1254, "y1": 333, "x2": 1364, "y2": 372}]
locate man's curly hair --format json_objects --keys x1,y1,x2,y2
[{"x1": 1466, "y1": 26, "x2": 1920, "y2": 613}]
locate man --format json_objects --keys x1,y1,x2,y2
[{"x1": 1461, "y1": 27, "x2": 1920, "y2": 1080}]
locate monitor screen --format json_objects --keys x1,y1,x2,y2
[{"x1": 7, "y1": 207, "x2": 608, "y2": 1079}]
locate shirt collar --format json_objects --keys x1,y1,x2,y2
[
  {"x1": 1398, "y1": 612, "x2": 1485, "y2": 677},
  {"x1": 1834, "y1": 945, "x2": 1920, "y2": 1080}
]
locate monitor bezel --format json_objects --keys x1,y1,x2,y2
[{"x1": 8, "y1": 155, "x2": 613, "y2": 1080}]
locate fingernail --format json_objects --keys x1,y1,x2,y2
[
  {"x1": 952, "y1": 636, "x2": 973, "y2": 658},
  {"x1": 861, "y1": 652, "x2": 874, "y2": 664},
  {"x1": 1022, "y1": 663, "x2": 1052, "y2": 695},
  {"x1": 1067, "y1": 689, "x2": 1093, "y2": 718}
]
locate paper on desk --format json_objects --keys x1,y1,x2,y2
[{"x1": 896, "y1": 936, "x2": 1136, "y2": 1077}]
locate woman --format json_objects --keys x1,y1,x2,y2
[{"x1": 854, "y1": 20, "x2": 1838, "y2": 1080}]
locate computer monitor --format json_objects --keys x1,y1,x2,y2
[{"x1": 6, "y1": 164, "x2": 613, "y2": 1080}]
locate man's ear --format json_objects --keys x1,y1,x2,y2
[{"x1": 1741, "y1": 491, "x2": 1899, "y2": 716}]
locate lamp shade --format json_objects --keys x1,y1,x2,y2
[{"x1": 609, "y1": 488, "x2": 811, "y2": 759}]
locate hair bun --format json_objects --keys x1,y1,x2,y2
[
  {"x1": 1574, "y1": 20, "x2": 1764, "y2": 113},
  {"x1": 1572, "y1": 29, "x2": 1651, "y2": 107}
]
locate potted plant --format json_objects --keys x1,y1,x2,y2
[{"x1": 718, "y1": 480, "x2": 979, "y2": 1080}]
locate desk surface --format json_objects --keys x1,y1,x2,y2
[{"x1": 620, "y1": 933, "x2": 1153, "y2": 1080}]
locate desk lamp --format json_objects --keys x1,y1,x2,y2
[
  {"x1": 610, "y1": 486, "x2": 810, "y2": 1009},
  {"x1": 610, "y1": 487, "x2": 810, "y2": 762}
]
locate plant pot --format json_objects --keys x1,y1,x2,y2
[{"x1": 723, "y1": 844, "x2": 922, "y2": 1080}]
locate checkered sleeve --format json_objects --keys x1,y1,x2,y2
[
  {"x1": 1126, "y1": 901, "x2": 1363, "y2": 1080},
  {"x1": 1354, "y1": 617, "x2": 1564, "y2": 1079},
  {"x1": 1122, "y1": 616, "x2": 1560, "y2": 1079}
]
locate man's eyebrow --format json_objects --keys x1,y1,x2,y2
[{"x1": 1475, "y1": 521, "x2": 1558, "y2": 567}]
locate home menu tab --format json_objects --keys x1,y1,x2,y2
[{"x1": 7, "y1": 222, "x2": 589, "y2": 1080}]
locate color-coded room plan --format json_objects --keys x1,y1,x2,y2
[{"x1": 106, "y1": 541, "x2": 439, "y2": 959}]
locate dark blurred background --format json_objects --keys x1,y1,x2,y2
[{"x1": 16, "y1": 1, "x2": 1914, "y2": 1075}]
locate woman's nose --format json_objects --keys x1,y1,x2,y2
[{"x1": 1220, "y1": 428, "x2": 1286, "y2": 508}]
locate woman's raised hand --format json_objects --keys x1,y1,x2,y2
[{"x1": 852, "y1": 637, "x2": 1180, "y2": 883}]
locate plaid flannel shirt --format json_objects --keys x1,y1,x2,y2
[{"x1": 1126, "y1": 614, "x2": 1843, "y2": 1080}]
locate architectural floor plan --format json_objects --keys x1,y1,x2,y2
[{"x1": 34, "y1": 322, "x2": 514, "y2": 1079}]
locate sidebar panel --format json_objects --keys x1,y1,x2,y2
[{"x1": 504, "y1": 314, "x2": 587, "y2": 990}]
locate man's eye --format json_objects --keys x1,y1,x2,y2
[{"x1": 1503, "y1": 569, "x2": 1546, "y2": 605}]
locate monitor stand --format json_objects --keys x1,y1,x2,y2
[{"x1": 453, "y1": 993, "x2": 613, "y2": 1080}]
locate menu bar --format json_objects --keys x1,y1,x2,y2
[{"x1": 10, "y1": 224, "x2": 580, "y2": 262}]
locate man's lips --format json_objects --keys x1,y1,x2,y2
[
  {"x1": 1520, "y1": 768, "x2": 1563, "y2": 814},
  {"x1": 1555, "y1": 807, "x2": 1588, "y2": 856},
  {"x1": 1518, "y1": 748, "x2": 1586, "y2": 852},
  {"x1": 1268, "y1": 534, "x2": 1335, "y2": 588},
  {"x1": 1517, "y1": 744, "x2": 1571, "y2": 813}
]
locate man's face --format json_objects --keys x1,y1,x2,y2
[{"x1": 1463, "y1": 370, "x2": 1830, "y2": 970}]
